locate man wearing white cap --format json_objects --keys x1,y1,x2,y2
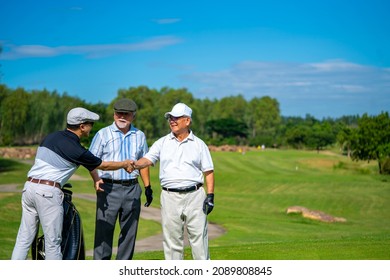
[
  {"x1": 133, "y1": 102, "x2": 215, "y2": 260},
  {"x1": 12, "y1": 107, "x2": 134, "y2": 260}
]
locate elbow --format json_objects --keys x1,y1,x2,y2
[{"x1": 97, "y1": 162, "x2": 108, "y2": 170}]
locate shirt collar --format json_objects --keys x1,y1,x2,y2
[{"x1": 169, "y1": 130, "x2": 194, "y2": 142}]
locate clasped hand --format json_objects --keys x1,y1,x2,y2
[{"x1": 124, "y1": 160, "x2": 136, "y2": 173}]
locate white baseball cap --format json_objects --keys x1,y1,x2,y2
[
  {"x1": 67, "y1": 107, "x2": 100, "y2": 125},
  {"x1": 164, "y1": 103, "x2": 192, "y2": 119}
]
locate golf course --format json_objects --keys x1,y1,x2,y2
[{"x1": 1, "y1": 148, "x2": 389, "y2": 260}]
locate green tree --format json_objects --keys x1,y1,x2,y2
[
  {"x1": 192, "y1": 98, "x2": 217, "y2": 139},
  {"x1": 211, "y1": 95, "x2": 247, "y2": 122},
  {"x1": 88, "y1": 102, "x2": 109, "y2": 124},
  {"x1": 247, "y1": 96, "x2": 281, "y2": 147},
  {"x1": 205, "y1": 118, "x2": 248, "y2": 145},
  {"x1": 0, "y1": 85, "x2": 11, "y2": 145},
  {"x1": 24, "y1": 89, "x2": 53, "y2": 144},
  {"x1": 337, "y1": 124, "x2": 355, "y2": 157},
  {"x1": 350, "y1": 112, "x2": 390, "y2": 174},
  {"x1": 285, "y1": 125, "x2": 310, "y2": 149},
  {"x1": 0, "y1": 88, "x2": 29, "y2": 145},
  {"x1": 0, "y1": 45, "x2": 3, "y2": 82},
  {"x1": 305, "y1": 121, "x2": 335, "y2": 152}
]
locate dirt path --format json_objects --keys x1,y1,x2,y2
[{"x1": 1, "y1": 183, "x2": 226, "y2": 257}]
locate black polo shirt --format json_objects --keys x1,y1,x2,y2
[{"x1": 28, "y1": 129, "x2": 102, "y2": 186}]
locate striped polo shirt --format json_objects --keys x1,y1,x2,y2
[{"x1": 89, "y1": 122, "x2": 148, "y2": 180}]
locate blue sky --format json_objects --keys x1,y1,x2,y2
[{"x1": 1, "y1": 0, "x2": 389, "y2": 119}]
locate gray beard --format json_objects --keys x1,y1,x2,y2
[{"x1": 116, "y1": 121, "x2": 128, "y2": 129}]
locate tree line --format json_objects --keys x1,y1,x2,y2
[{"x1": 0, "y1": 84, "x2": 389, "y2": 173}]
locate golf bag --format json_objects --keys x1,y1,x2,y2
[{"x1": 31, "y1": 183, "x2": 85, "y2": 260}]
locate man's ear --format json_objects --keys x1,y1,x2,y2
[{"x1": 79, "y1": 123, "x2": 87, "y2": 131}]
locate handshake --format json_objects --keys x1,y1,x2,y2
[
  {"x1": 123, "y1": 160, "x2": 136, "y2": 173},
  {"x1": 122, "y1": 159, "x2": 153, "y2": 207},
  {"x1": 123, "y1": 158, "x2": 150, "y2": 173}
]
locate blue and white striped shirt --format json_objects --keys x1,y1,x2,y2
[{"x1": 89, "y1": 122, "x2": 148, "y2": 180}]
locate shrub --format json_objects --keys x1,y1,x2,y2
[{"x1": 381, "y1": 157, "x2": 390, "y2": 175}]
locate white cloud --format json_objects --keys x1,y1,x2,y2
[
  {"x1": 183, "y1": 60, "x2": 390, "y2": 117},
  {"x1": 308, "y1": 59, "x2": 367, "y2": 72},
  {"x1": 0, "y1": 36, "x2": 183, "y2": 60}
]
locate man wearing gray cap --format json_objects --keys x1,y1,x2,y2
[
  {"x1": 89, "y1": 98, "x2": 152, "y2": 260},
  {"x1": 132, "y1": 102, "x2": 215, "y2": 260},
  {"x1": 12, "y1": 107, "x2": 134, "y2": 260}
]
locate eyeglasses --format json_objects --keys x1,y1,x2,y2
[{"x1": 166, "y1": 115, "x2": 185, "y2": 122}]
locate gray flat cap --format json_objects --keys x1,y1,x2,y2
[{"x1": 114, "y1": 98, "x2": 137, "y2": 112}]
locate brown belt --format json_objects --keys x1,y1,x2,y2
[{"x1": 27, "y1": 177, "x2": 61, "y2": 188}]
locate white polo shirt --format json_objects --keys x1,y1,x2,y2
[{"x1": 144, "y1": 131, "x2": 214, "y2": 189}]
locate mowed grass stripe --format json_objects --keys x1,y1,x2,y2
[{"x1": 1, "y1": 149, "x2": 389, "y2": 260}]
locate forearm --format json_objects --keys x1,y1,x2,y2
[
  {"x1": 204, "y1": 170, "x2": 215, "y2": 194},
  {"x1": 97, "y1": 160, "x2": 128, "y2": 171},
  {"x1": 89, "y1": 169, "x2": 100, "y2": 182},
  {"x1": 133, "y1": 157, "x2": 153, "y2": 170},
  {"x1": 139, "y1": 167, "x2": 151, "y2": 187},
  {"x1": 89, "y1": 169, "x2": 105, "y2": 192}
]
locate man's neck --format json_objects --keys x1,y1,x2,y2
[
  {"x1": 174, "y1": 129, "x2": 190, "y2": 142},
  {"x1": 66, "y1": 128, "x2": 82, "y2": 138}
]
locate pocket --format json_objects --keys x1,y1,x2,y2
[
  {"x1": 35, "y1": 189, "x2": 64, "y2": 205},
  {"x1": 35, "y1": 189, "x2": 54, "y2": 198},
  {"x1": 56, "y1": 190, "x2": 64, "y2": 205}
]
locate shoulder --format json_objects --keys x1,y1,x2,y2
[
  {"x1": 43, "y1": 130, "x2": 77, "y2": 146},
  {"x1": 191, "y1": 134, "x2": 211, "y2": 154},
  {"x1": 94, "y1": 123, "x2": 113, "y2": 134},
  {"x1": 150, "y1": 134, "x2": 170, "y2": 148},
  {"x1": 190, "y1": 132, "x2": 207, "y2": 145},
  {"x1": 45, "y1": 129, "x2": 67, "y2": 139},
  {"x1": 131, "y1": 126, "x2": 147, "y2": 139},
  {"x1": 94, "y1": 123, "x2": 115, "y2": 138}
]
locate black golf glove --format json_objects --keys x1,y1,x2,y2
[
  {"x1": 203, "y1": 193, "x2": 214, "y2": 215},
  {"x1": 144, "y1": 185, "x2": 153, "y2": 207}
]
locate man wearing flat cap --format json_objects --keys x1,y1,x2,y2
[
  {"x1": 89, "y1": 98, "x2": 152, "y2": 260},
  {"x1": 12, "y1": 107, "x2": 134, "y2": 260}
]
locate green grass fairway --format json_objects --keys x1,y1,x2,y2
[{"x1": 1, "y1": 149, "x2": 389, "y2": 260}]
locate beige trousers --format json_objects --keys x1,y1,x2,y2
[{"x1": 160, "y1": 187, "x2": 210, "y2": 260}]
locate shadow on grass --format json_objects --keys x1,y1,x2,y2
[{"x1": 0, "y1": 158, "x2": 23, "y2": 172}]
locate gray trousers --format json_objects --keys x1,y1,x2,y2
[
  {"x1": 93, "y1": 182, "x2": 141, "y2": 260},
  {"x1": 12, "y1": 182, "x2": 64, "y2": 260}
]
